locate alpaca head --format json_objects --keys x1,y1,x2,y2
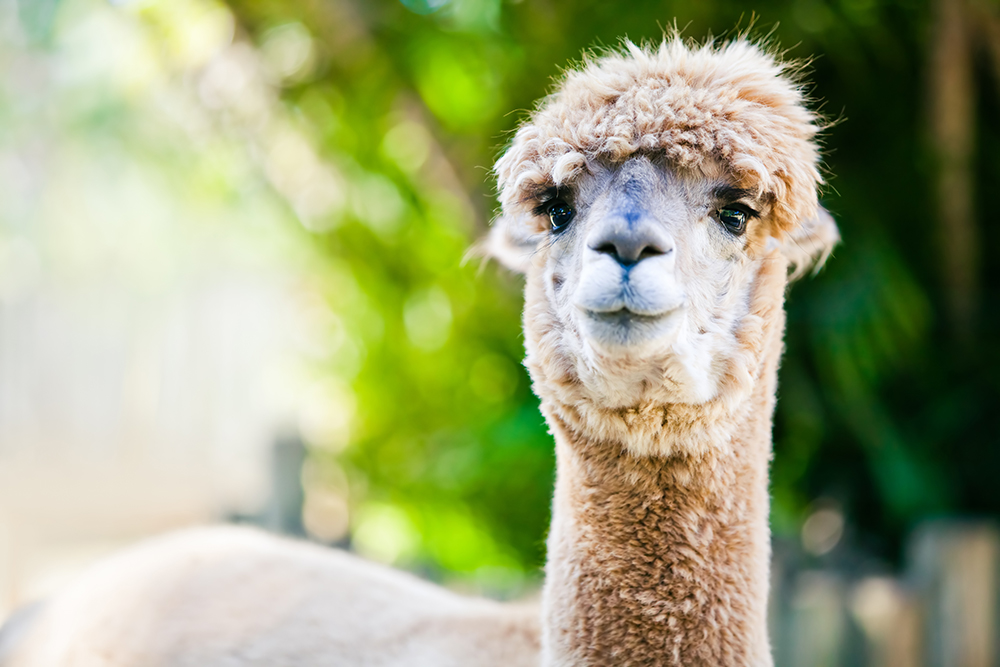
[{"x1": 487, "y1": 39, "x2": 839, "y2": 455}]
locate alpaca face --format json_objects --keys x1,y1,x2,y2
[
  {"x1": 521, "y1": 154, "x2": 771, "y2": 406},
  {"x1": 487, "y1": 40, "x2": 839, "y2": 447}
]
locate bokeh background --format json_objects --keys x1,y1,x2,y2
[{"x1": 1, "y1": 0, "x2": 998, "y2": 663}]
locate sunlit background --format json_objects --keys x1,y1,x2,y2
[{"x1": 1, "y1": 0, "x2": 998, "y2": 664}]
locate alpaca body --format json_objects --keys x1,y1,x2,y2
[{"x1": 3, "y1": 526, "x2": 540, "y2": 667}]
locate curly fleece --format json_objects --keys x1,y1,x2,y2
[{"x1": 495, "y1": 39, "x2": 822, "y2": 238}]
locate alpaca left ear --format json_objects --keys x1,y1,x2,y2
[
  {"x1": 476, "y1": 213, "x2": 543, "y2": 274},
  {"x1": 780, "y1": 205, "x2": 840, "y2": 280}
]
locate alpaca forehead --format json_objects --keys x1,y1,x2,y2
[{"x1": 575, "y1": 155, "x2": 733, "y2": 209}]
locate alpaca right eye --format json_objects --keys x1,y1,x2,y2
[{"x1": 547, "y1": 200, "x2": 575, "y2": 233}]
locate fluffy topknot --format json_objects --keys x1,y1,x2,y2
[{"x1": 495, "y1": 38, "x2": 823, "y2": 238}]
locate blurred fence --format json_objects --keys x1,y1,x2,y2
[{"x1": 772, "y1": 520, "x2": 1000, "y2": 667}]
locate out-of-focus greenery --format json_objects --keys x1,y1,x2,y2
[
  {"x1": 16, "y1": 0, "x2": 999, "y2": 593},
  {"x1": 221, "y1": 0, "x2": 1000, "y2": 586}
]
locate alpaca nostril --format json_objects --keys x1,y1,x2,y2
[
  {"x1": 637, "y1": 245, "x2": 666, "y2": 261},
  {"x1": 594, "y1": 243, "x2": 618, "y2": 257}
]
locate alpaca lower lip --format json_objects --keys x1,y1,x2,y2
[
  {"x1": 584, "y1": 309, "x2": 669, "y2": 324},
  {"x1": 579, "y1": 307, "x2": 683, "y2": 347}
]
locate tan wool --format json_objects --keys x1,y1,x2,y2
[{"x1": 495, "y1": 39, "x2": 823, "y2": 240}]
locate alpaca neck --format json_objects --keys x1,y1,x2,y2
[{"x1": 536, "y1": 258, "x2": 787, "y2": 667}]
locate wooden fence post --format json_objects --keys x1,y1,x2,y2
[
  {"x1": 850, "y1": 576, "x2": 922, "y2": 667},
  {"x1": 908, "y1": 521, "x2": 1000, "y2": 667},
  {"x1": 263, "y1": 433, "x2": 306, "y2": 536},
  {"x1": 785, "y1": 571, "x2": 850, "y2": 667}
]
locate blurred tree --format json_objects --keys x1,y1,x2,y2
[{"x1": 131, "y1": 0, "x2": 998, "y2": 588}]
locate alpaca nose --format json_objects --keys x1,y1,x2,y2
[{"x1": 589, "y1": 223, "x2": 672, "y2": 267}]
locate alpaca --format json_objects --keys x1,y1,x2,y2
[
  {"x1": 489, "y1": 39, "x2": 837, "y2": 665},
  {"x1": 0, "y1": 37, "x2": 836, "y2": 667}
]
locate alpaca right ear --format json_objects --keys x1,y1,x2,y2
[
  {"x1": 477, "y1": 213, "x2": 543, "y2": 274},
  {"x1": 780, "y1": 205, "x2": 840, "y2": 280}
]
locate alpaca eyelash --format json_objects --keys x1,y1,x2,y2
[
  {"x1": 712, "y1": 186, "x2": 761, "y2": 219},
  {"x1": 721, "y1": 202, "x2": 761, "y2": 219},
  {"x1": 531, "y1": 187, "x2": 570, "y2": 217},
  {"x1": 531, "y1": 201, "x2": 552, "y2": 217}
]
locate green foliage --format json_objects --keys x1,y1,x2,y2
[{"x1": 221, "y1": 0, "x2": 999, "y2": 584}]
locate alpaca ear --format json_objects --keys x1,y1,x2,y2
[
  {"x1": 477, "y1": 213, "x2": 543, "y2": 274},
  {"x1": 779, "y1": 205, "x2": 840, "y2": 280}
]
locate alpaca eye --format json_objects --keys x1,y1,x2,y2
[
  {"x1": 546, "y1": 200, "x2": 575, "y2": 233},
  {"x1": 718, "y1": 206, "x2": 749, "y2": 235}
]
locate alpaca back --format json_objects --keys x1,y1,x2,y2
[{"x1": 3, "y1": 526, "x2": 539, "y2": 667}]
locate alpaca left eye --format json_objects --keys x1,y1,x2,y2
[
  {"x1": 546, "y1": 200, "x2": 575, "y2": 233},
  {"x1": 718, "y1": 207, "x2": 749, "y2": 235}
]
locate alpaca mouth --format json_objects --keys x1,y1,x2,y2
[
  {"x1": 584, "y1": 308, "x2": 668, "y2": 325},
  {"x1": 579, "y1": 306, "x2": 684, "y2": 347}
]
